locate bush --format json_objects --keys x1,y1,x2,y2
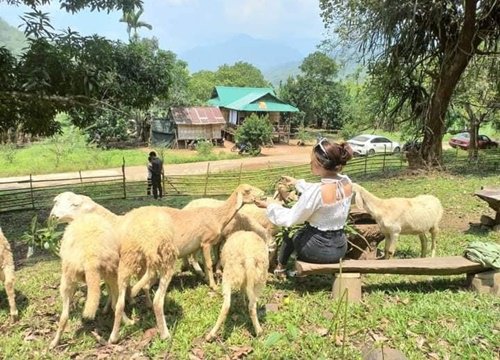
[
  {"x1": 21, "y1": 215, "x2": 63, "y2": 257},
  {"x1": 235, "y1": 114, "x2": 273, "y2": 151},
  {"x1": 195, "y1": 139, "x2": 214, "y2": 157}
]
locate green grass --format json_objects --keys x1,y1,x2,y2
[
  {"x1": 0, "y1": 142, "x2": 238, "y2": 177},
  {"x1": 1, "y1": 173, "x2": 499, "y2": 359}
]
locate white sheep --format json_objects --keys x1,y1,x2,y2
[
  {"x1": 0, "y1": 227, "x2": 18, "y2": 322},
  {"x1": 130, "y1": 184, "x2": 264, "y2": 297},
  {"x1": 49, "y1": 191, "x2": 154, "y2": 309},
  {"x1": 108, "y1": 206, "x2": 178, "y2": 344},
  {"x1": 49, "y1": 213, "x2": 129, "y2": 348},
  {"x1": 205, "y1": 231, "x2": 269, "y2": 341},
  {"x1": 352, "y1": 183, "x2": 443, "y2": 259}
]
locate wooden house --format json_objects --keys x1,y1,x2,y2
[
  {"x1": 208, "y1": 86, "x2": 299, "y2": 143},
  {"x1": 151, "y1": 107, "x2": 226, "y2": 148}
]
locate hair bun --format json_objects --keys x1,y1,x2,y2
[{"x1": 338, "y1": 143, "x2": 353, "y2": 164}]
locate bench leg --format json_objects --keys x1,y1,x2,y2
[
  {"x1": 331, "y1": 273, "x2": 362, "y2": 303},
  {"x1": 469, "y1": 270, "x2": 500, "y2": 296}
]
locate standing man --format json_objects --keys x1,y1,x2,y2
[{"x1": 149, "y1": 151, "x2": 163, "y2": 200}]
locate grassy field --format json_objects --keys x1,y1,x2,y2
[
  {"x1": 0, "y1": 171, "x2": 499, "y2": 359},
  {"x1": 0, "y1": 139, "x2": 238, "y2": 178}
]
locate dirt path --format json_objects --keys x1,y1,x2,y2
[{"x1": 0, "y1": 142, "x2": 312, "y2": 189}]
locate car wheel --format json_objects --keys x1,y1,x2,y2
[
  {"x1": 368, "y1": 149, "x2": 375, "y2": 156},
  {"x1": 393, "y1": 146, "x2": 400, "y2": 153}
]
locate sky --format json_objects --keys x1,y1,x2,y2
[{"x1": 0, "y1": 0, "x2": 326, "y2": 54}]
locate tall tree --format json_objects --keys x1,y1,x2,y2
[
  {"x1": 119, "y1": 8, "x2": 152, "y2": 41},
  {"x1": 320, "y1": 0, "x2": 500, "y2": 165},
  {"x1": 279, "y1": 51, "x2": 346, "y2": 129}
]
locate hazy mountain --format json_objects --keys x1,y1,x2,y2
[
  {"x1": 180, "y1": 34, "x2": 310, "y2": 73},
  {"x1": 0, "y1": 17, "x2": 27, "y2": 57},
  {"x1": 263, "y1": 61, "x2": 301, "y2": 87}
]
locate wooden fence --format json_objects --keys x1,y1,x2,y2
[{"x1": 1, "y1": 150, "x2": 498, "y2": 213}]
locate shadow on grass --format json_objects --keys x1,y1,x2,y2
[
  {"x1": 363, "y1": 276, "x2": 468, "y2": 295},
  {"x1": 464, "y1": 222, "x2": 496, "y2": 237},
  {"x1": 0, "y1": 288, "x2": 29, "y2": 320}
]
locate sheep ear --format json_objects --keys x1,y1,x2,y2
[
  {"x1": 235, "y1": 191, "x2": 243, "y2": 209},
  {"x1": 354, "y1": 192, "x2": 364, "y2": 210}
]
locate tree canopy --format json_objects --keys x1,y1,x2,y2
[{"x1": 320, "y1": 0, "x2": 500, "y2": 165}]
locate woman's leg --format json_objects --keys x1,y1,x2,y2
[{"x1": 277, "y1": 229, "x2": 295, "y2": 269}]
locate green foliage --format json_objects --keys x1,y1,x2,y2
[
  {"x1": 21, "y1": 215, "x2": 63, "y2": 256},
  {"x1": 0, "y1": 143, "x2": 17, "y2": 163},
  {"x1": 235, "y1": 114, "x2": 273, "y2": 152},
  {"x1": 119, "y1": 8, "x2": 152, "y2": 41},
  {"x1": 195, "y1": 139, "x2": 214, "y2": 157},
  {"x1": 188, "y1": 62, "x2": 269, "y2": 104},
  {"x1": 279, "y1": 51, "x2": 347, "y2": 130},
  {"x1": 85, "y1": 110, "x2": 130, "y2": 147}
]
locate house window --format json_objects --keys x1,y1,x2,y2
[{"x1": 229, "y1": 110, "x2": 237, "y2": 125}]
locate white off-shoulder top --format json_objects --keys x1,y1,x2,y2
[{"x1": 266, "y1": 175, "x2": 352, "y2": 231}]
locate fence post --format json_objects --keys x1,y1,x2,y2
[
  {"x1": 364, "y1": 155, "x2": 368, "y2": 176},
  {"x1": 122, "y1": 157, "x2": 127, "y2": 199},
  {"x1": 79, "y1": 170, "x2": 83, "y2": 186},
  {"x1": 204, "y1": 162, "x2": 210, "y2": 196},
  {"x1": 382, "y1": 150, "x2": 386, "y2": 172},
  {"x1": 29, "y1": 174, "x2": 35, "y2": 209},
  {"x1": 238, "y1": 163, "x2": 243, "y2": 185}
]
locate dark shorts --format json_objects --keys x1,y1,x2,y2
[{"x1": 293, "y1": 223, "x2": 347, "y2": 264}]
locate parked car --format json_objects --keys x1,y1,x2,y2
[
  {"x1": 347, "y1": 134, "x2": 401, "y2": 156},
  {"x1": 448, "y1": 132, "x2": 499, "y2": 150}
]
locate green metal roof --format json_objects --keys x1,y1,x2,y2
[{"x1": 208, "y1": 86, "x2": 299, "y2": 112}]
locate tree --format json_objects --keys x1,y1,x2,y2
[
  {"x1": 279, "y1": 51, "x2": 346, "y2": 129},
  {"x1": 119, "y1": 7, "x2": 152, "y2": 41},
  {"x1": 235, "y1": 113, "x2": 273, "y2": 154},
  {"x1": 188, "y1": 62, "x2": 269, "y2": 104},
  {"x1": 320, "y1": 0, "x2": 500, "y2": 165}
]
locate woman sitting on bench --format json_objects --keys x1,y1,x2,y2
[{"x1": 255, "y1": 138, "x2": 353, "y2": 277}]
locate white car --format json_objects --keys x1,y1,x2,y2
[{"x1": 347, "y1": 134, "x2": 401, "y2": 156}]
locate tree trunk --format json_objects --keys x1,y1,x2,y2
[
  {"x1": 465, "y1": 103, "x2": 479, "y2": 161},
  {"x1": 421, "y1": 0, "x2": 480, "y2": 166}
]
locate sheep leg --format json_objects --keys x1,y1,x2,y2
[
  {"x1": 201, "y1": 244, "x2": 217, "y2": 290},
  {"x1": 130, "y1": 268, "x2": 153, "y2": 299},
  {"x1": 105, "y1": 275, "x2": 134, "y2": 325},
  {"x1": 419, "y1": 234, "x2": 428, "y2": 258},
  {"x1": 102, "y1": 284, "x2": 112, "y2": 314},
  {"x1": 188, "y1": 254, "x2": 205, "y2": 278},
  {"x1": 82, "y1": 269, "x2": 101, "y2": 319},
  {"x1": 430, "y1": 227, "x2": 438, "y2": 258},
  {"x1": 3, "y1": 269, "x2": 18, "y2": 322},
  {"x1": 153, "y1": 266, "x2": 174, "y2": 340},
  {"x1": 206, "y1": 282, "x2": 232, "y2": 341},
  {"x1": 384, "y1": 232, "x2": 399, "y2": 259},
  {"x1": 246, "y1": 284, "x2": 262, "y2": 336},
  {"x1": 109, "y1": 267, "x2": 132, "y2": 344},
  {"x1": 50, "y1": 275, "x2": 76, "y2": 348}
]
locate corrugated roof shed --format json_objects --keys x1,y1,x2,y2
[{"x1": 170, "y1": 107, "x2": 226, "y2": 125}]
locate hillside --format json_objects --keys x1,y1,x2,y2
[{"x1": 0, "y1": 17, "x2": 27, "y2": 56}]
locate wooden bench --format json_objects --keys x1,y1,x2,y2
[{"x1": 296, "y1": 256, "x2": 498, "y2": 303}]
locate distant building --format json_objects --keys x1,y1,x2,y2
[
  {"x1": 208, "y1": 86, "x2": 299, "y2": 143},
  {"x1": 150, "y1": 107, "x2": 225, "y2": 148}
]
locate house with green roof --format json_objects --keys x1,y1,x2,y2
[{"x1": 208, "y1": 86, "x2": 299, "y2": 143}]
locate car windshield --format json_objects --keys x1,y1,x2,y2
[
  {"x1": 351, "y1": 136, "x2": 370, "y2": 142},
  {"x1": 455, "y1": 133, "x2": 470, "y2": 139}
]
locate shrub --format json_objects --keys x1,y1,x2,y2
[
  {"x1": 0, "y1": 143, "x2": 17, "y2": 164},
  {"x1": 195, "y1": 139, "x2": 214, "y2": 157},
  {"x1": 21, "y1": 215, "x2": 63, "y2": 257},
  {"x1": 235, "y1": 114, "x2": 273, "y2": 152}
]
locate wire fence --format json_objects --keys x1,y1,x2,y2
[{"x1": 1, "y1": 150, "x2": 498, "y2": 213}]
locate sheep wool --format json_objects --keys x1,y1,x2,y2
[
  {"x1": 206, "y1": 231, "x2": 269, "y2": 341},
  {"x1": 0, "y1": 227, "x2": 18, "y2": 322}
]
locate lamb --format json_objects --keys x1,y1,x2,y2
[
  {"x1": 130, "y1": 184, "x2": 264, "y2": 297},
  {"x1": 49, "y1": 213, "x2": 127, "y2": 348},
  {"x1": 109, "y1": 206, "x2": 178, "y2": 344},
  {"x1": 205, "y1": 231, "x2": 269, "y2": 341},
  {"x1": 352, "y1": 183, "x2": 443, "y2": 259},
  {"x1": 0, "y1": 227, "x2": 18, "y2": 322}
]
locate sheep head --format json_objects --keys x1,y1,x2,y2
[
  {"x1": 234, "y1": 184, "x2": 265, "y2": 210},
  {"x1": 50, "y1": 192, "x2": 97, "y2": 223},
  {"x1": 351, "y1": 183, "x2": 366, "y2": 211}
]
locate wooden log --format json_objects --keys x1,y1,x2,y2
[{"x1": 296, "y1": 256, "x2": 489, "y2": 276}]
